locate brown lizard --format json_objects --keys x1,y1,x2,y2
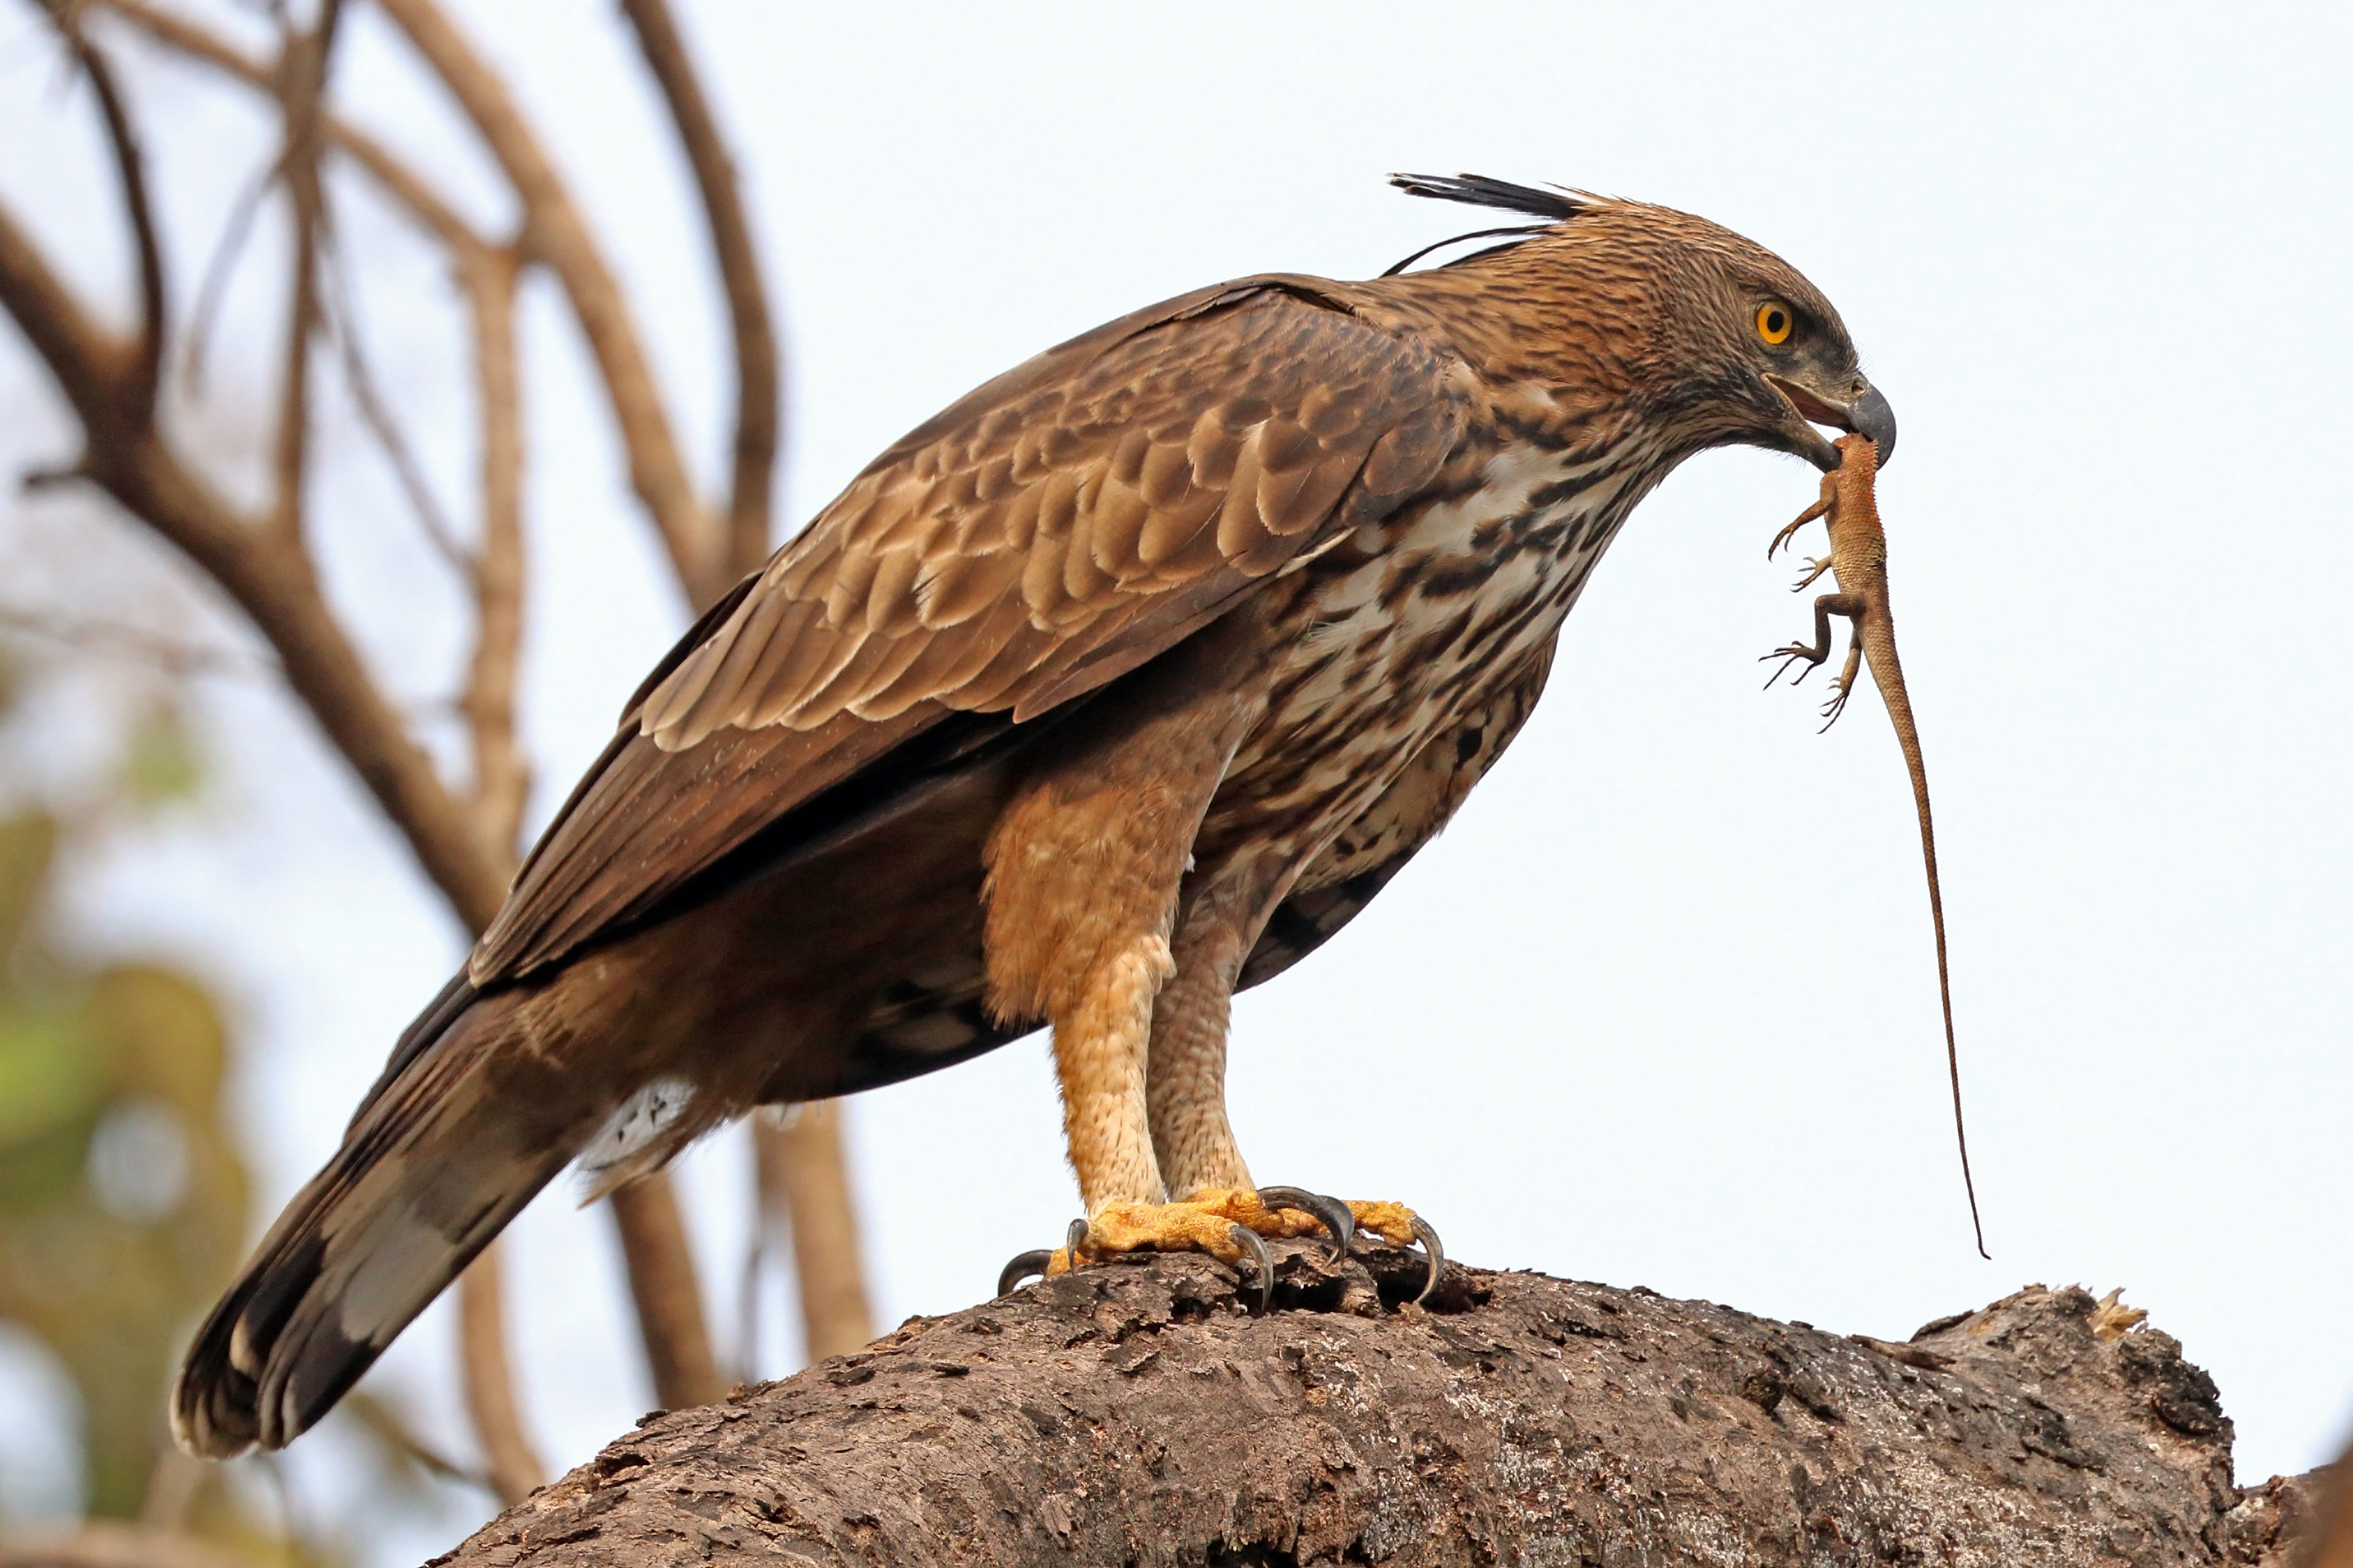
[{"x1": 1764, "y1": 432, "x2": 1988, "y2": 1259}]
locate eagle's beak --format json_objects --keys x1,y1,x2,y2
[{"x1": 1766, "y1": 373, "x2": 1898, "y2": 471}]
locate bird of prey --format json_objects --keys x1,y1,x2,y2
[{"x1": 174, "y1": 173, "x2": 1896, "y2": 1456}]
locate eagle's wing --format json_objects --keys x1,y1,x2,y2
[{"x1": 475, "y1": 278, "x2": 1464, "y2": 983}]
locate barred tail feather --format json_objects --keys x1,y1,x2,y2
[{"x1": 172, "y1": 984, "x2": 582, "y2": 1456}]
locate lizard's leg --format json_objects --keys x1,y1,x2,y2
[
  {"x1": 1767, "y1": 493, "x2": 1831, "y2": 559},
  {"x1": 1790, "y1": 555, "x2": 1836, "y2": 591},
  {"x1": 1762, "y1": 592, "x2": 1864, "y2": 689},
  {"x1": 1818, "y1": 633, "x2": 1867, "y2": 731}
]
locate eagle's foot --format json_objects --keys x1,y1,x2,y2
[{"x1": 994, "y1": 1188, "x2": 1442, "y2": 1309}]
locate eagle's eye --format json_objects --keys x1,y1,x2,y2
[{"x1": 1755, "y1": 301, "x2": 1794, "y2": 346}]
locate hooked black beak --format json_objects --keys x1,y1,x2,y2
[{"x1": 1766, "y1": 374, "x2": 1898, "y2": 471}]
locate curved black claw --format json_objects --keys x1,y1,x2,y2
[
  {"x1": 997, "y1": 1249, "x2": 1053, "y2": 1296},
  {"x1": 996, "y1": 1217, "x2": 1092, "y2": 1297},
  {"x1": 1228, "y1": 1222, "x2": 1273, "y2": 1314},
  {"x1": 1408, "y1": 1215, "x2": 1446, "y2": 1305},
  {"x1": 1254, "y1": 1185, "x2": 1355, "y2": 1264}
]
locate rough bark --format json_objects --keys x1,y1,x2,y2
[{"x1": 431, "y1": 1244, "x2": 2328, "y2": 1567}]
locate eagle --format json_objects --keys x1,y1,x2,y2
[{"x1": 175, "y1": 173, "x2": 1895, "y2": 1456}]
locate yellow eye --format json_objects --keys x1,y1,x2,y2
[{"x1": 1755, "y1": 301, "x2": 1794, "y2": 345}]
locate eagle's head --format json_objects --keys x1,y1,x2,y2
[{"x1": 1385, "y1": 173, "x2": 1897, "y2": 474}]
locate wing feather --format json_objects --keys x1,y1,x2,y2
[{"x1": 474, "y1": 277, "x2": 1462, "y2": 983}]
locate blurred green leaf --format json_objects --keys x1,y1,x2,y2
[
  {"x1": 0, "y1": 810, "x2": 54, "y2": 958},
  {"x1": 119, "y1": 701, "x2": 203, "y2": 810}
]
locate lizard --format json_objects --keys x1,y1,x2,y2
[{"x1": 1764, "y1": 432, "x2": 1988, "y2": 1259}]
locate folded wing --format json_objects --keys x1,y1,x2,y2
[{"x1": 475, "y1": 277, "x2": 1465, "y2": 984}]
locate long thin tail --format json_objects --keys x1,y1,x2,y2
[
  {"x1": 172, "y1": 981, "x2": 586, "y2": 1456},
  {"x1": 1861, "y1": 622, "x2": 1989, "y2": 1260}
]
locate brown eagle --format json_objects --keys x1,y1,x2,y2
[{"x1": 175, "y1": 174, "x2": 1895, "y2": 1455}]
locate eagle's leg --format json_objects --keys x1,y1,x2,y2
[
  {"x1": 982, "y1": 614, "x2": 1285, "y2": 1278},
  {"x1": 1141, "y1": 847, "x2": 1440, "y2": 1290}
]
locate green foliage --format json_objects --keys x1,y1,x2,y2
[{"x1": 0, "y1": 804, "x2": 250, "y2": 1518}]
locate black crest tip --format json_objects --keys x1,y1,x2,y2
[{"x1": 1388, "y1": 172, "x2": 1586, "y2": 224}]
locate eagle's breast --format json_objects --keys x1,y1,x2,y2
[{"x1": 1204, "y1": 428, "x2": 1671, "y2": 864}]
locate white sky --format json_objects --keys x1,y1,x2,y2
[{"x1": 2, "y1": 2, "x2": 2348, "y2": 1558}]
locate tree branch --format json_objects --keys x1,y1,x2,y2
[
  {"x1": 265, "y1": 0, "x2": 342, "y2": 546},
  {"x1": 436, "y1": 1255, "x2": 2331, "y2": 1568},
  {"x1": 39, "y1": 6, "x2": 165, "y2": 424},
  {"x1": 456, "y1": 1241, "x2": 544, "y2": 1505},
  {"x1": 96, "y1": 0, "x2": 484, "y2": 258},
  {"x1": 372, "y1": 0, "x2": 724, "y2": 607},
  {"x1": 454, "y1": 241, "x2": 529, "y2": 864},
  {"x1": 752, "y1": 1104, "x2": 873, "y2": 1364},
  {"x1": 616, "y1": 0, "x2": 778, "y2": 584},
  {"x1": 0, "y1": 1521, "x2": 254, "y2": 1568},
  {"x1": 607, "y1": 1176, "x2": 723, "y2": 1413},
  {"x1": 0, "y1": 141, "x2": 511, "y2": 935}
]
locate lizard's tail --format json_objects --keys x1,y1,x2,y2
[{"x1": 1859, "y1": 620, "x2": 1990, "y2": 1260}]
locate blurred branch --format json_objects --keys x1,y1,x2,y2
[
  {"x1": 455, "y1": 241, "x2": 529, "y2": 860},
  {"x1": 753, "y1": 1103, "x2": 873, "y2": 1363},
  {"x1": 621, "y1": 0, "x2": 876, "y2": 1381},
  {"x1": 0, "y1": 601, "x2": 266, "y2": 678},
  {"x1": 25, "y1": 0, "x2": 865, "y2": 1463},
  {"x1": 57, "y1": 14, "x2": 165, "y2": 425},
  {"x1": 449, "y1": 1249, "x2": 542, "y2": 1504},
  {"x1": 372, "y1": 0, "x2": 725, "y2": 606},
  {"x1": 322, "y1": 240, "x2": 471, "y2": 572},
  {"x1": 265, "y1": 0, "x2": 342, "y2": 547},
  {"x1": 0, "y1": 25, "x2": 512, "y2": 932},
  {"x1": 617, "y1": 0, "x2": 778, "y2": 583},
  {"x1": 97, "y1": 0, "x2": 482, "y2": 255},
  {"x1": 0, "y1": 1522, "x2": 251, "y2": 1568},
  {"x1": 608, "y1": 1177, "x2": 723, "y2": 1411}
]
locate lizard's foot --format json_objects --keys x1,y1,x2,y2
[
  {"x1": 995, "y1": 1187, "x2": 1443, "y2": 1309},
  {"x1": 1761, "y1": 644, "x2": 1824, "y2": 688}
]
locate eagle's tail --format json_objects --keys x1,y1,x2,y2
[{"x1": 172, "y1": 981, "x2": 582, "y2": 1457}]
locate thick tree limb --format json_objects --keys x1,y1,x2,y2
[
  {"x1": 616, "y1": 0, "x2": 779, "y2": 583},
  {"x1": 438, "y1": 1247, "x2": 2331, "y2": 1568},
  {"x1": 372, "y1": 0, "x2": 725, "y2": 606}
]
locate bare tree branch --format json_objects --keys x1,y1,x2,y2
[
  {"x1": 265, "y1": 0, "x2": 342, "y2": 546},
  {"x1": 0, "y1": 600, "x2": 266, "y2": 678},
  {"x1": 23, "y1": 0, "x2": 868, "y2": 1473},
  {"x1": 752, "y1": 1104, "x2": 873, "y2": 1363},
  {"x1": 181, "y1": 156, "x2": 271, "y2": 394},
  {"x1": 455, "y1": 1242, "x2": 544, "y2": 1505},
  {"x1": 608, "y1": 1176, "x2": 724, "y2": 1412},
  {"x1": 455, "y1": 241, "x2": 528, "y2": 862},
  {"x1": 0, "y1": 1521, "x2": 255, "y2": 1568},
  {"x1": 97, "y1": 0, "x2": 483, "y2": 257},
  {"x1": 0, "y1": 112, "x2": 510, "y2": 953},
  {"x1": 40, "y1": 7, "x2": 167, "y2": 424},
  {"x1": 372, "y1": 0, "x2": 725, "y2": 607},
  {"x1": 322, "y1": 239, "x2": 472, "y2": 572},
  {"x1": 616, "y1": 0, "x2": 778, "y2": 584}
]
